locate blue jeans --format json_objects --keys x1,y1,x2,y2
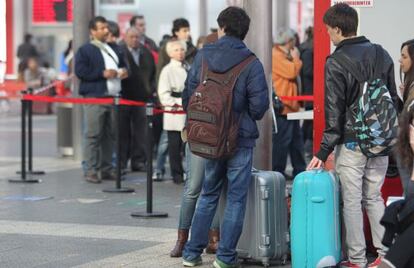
[
  {"x1": 179, "y1": 144, "x2": 219, "y2": 229},
  {"x1": 183, "y1": 147, "x2": 253, "y2": 265},
  {"x1": 272, "y1": 116, "x2": 306, "y2": 177},
  {"x1": 154, "y1": 130, "x2": 168, "y2": 175}
]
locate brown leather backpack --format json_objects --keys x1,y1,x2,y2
[{"x1": 187, "y1": 55, "x2": 256, "y2": 159}]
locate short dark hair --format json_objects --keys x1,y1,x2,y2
[
  {"x1": 217, "y1": 7, "x2": 250, "y2": 40},
  {"x1": 323, "y1": 3, "x2": 358, "y2": 37},
  {"x1": 107, "y1": 21, "x2": 120, "y2": 38},
  {"x1": 24, "y1": 34, "x2": 33, "y2": 43},
  {"x1": 172, "y1": 18, "x2": 190, "y2": 36},
  {"x1": 89, "y1": 16, "x2": 107, "y2": 31},
  {"x1": 129, "y1": 15, "x2": 145, "y2": 27}
]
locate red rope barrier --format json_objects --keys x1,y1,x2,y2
[
  {"x1": 23, "y1": 95, "x2": 114, "y2": 105},
  {"x1": 21, "y1": 94, "x2": 186, "y2": 114},
  {"x1": 21, "y1": 94, "x2": 317, "y2": 113},
  {"x1": 0, "y1": 96, "x2": 20, "y2": 100},
  {"x1": 119, "y1": 99, "x2": 146, "y2": 107},
  {"x1": 20, "y1": 93, "x2": 314, "y2": 114},
  {"x1": 280, "y1": 95, "x2": 314, "y2": 102},
  {"x1": 31, "y1": 76, "x2": 74, "y2": 95},
  {"x1": 154, "y1": 108, "x2": 186, "y2": 115}
]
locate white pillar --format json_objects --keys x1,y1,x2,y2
[
  {"x1": 13, "y1": 0, "x2": 28, "y2": 77},
  {"x1": 199, "y1": 0, "x2": 208, "y2": 36},
  {"x1": 242, "y1": 0, "x2": 273, "y2": 170},
  {"x1": 72, "y1": 0, "x2": 94, "y2": 161},
  {"x1": 0, "y1": 0, "x2": 5, "y2": 81},
  {"x1": 273, "y1": 0, "x2": 290, "y2": 39}
]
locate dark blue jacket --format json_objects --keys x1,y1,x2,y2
[
  {"x1": 75, "y1": 42, "x2": 126, "y2": 97},
  {"x1": 183, "y1": 36, "x2": 269, "y2": 148}
]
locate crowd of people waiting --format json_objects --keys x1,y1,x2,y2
[{"x1": 15, "y1": 3, "x2": 414, "y2": 267}]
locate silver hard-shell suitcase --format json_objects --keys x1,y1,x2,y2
[{"x1": 221, "y1": 169, "x2": 289, "y2": 267}]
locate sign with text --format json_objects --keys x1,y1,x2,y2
[
  {"x1": 331, "y1": 0, "x2": 373, "y2": 7},
  {"x1": 32, "y1": 0, "x2": 73, "y2": 24}
]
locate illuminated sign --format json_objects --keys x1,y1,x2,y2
[{"x1": 32, "y1": 0, "x2": 73, "y2": 24}]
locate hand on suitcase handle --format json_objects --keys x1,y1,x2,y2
[{"x1": 306, "y1": 156, "x2": 324, "y2": 170}]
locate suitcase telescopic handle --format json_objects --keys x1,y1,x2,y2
[{"x1": 260, "y1": 187, "x2": 271, "y2": 247}]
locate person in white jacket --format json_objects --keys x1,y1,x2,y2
[{"x1": 158, "y1": 40, "x2": 187, "y2": 184}]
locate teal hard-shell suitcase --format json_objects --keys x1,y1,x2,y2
[{"x1": 291, "y1": 169, "x2": 341, "y2": 268}]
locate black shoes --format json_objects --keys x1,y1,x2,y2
[
  {"x1": 173, "y1": 175, "x2": 184, "y2": 184},
  {"x1": 101, "y1": 172, "x2": 117, "y2": 181},
  {"x1": 131, "y1": 162, "x2": 147, "y2": 172}
]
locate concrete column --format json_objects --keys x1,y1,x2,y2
[
  {"x1": 72, "y1": 0, "x2": 94, "y2": 161},
  {"x1": 12, "y1": 0, "x2": 28, "y2": 77},
  {"x1": 242, "y1": 0, "x2": 273, "y2": 170},
  {"x1": 199, "y1": 0, "x2": 208, "y2": 36},
  {"x1": 273, "y1": 0, "x2": 289, "y2": 38}
]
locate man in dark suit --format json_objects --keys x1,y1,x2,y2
[{"x1": 119, "y1": 27, "x2": 156, "y2": 172}]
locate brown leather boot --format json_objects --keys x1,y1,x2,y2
[
  {"x1": 170, "y1": 229, "x2": 189, "y2": 257},
  {"x1": 205, "y1": 229, "x2": 220, "y2": 254}
]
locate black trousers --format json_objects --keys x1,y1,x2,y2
[
  {"x1": 119, "y1": 105, "x2": 147, "y2": 169},
  {"x1": 167, "y1": 131, "x2": 183, "y2": 180},
  {"x1": 384, "y1": 223, "x2": 414, "y2": 268},
  {"x1": 272, "y1": 115, "x2": 306, "y2": 177}
]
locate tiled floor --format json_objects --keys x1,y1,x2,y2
[{"x1": 0, "y1": 105, "x2": 291, "y2": 267}]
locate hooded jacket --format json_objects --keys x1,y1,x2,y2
[
  {"x1": 316, "y1": 36, "x2": 399, "y2": 162},
  {"x1": 182, "y1": 35, "x2": 269, "y2": 148}
]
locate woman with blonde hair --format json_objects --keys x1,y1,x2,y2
[{"x1": 158, "y1": 40, "x2": 187, "y2": 184}]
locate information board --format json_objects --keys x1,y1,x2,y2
[{"x1": 32, "y1": 0, "x2": 73, "y2": 24}]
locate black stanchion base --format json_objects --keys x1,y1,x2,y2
[
  {"x1": 131, "y1": 212, "x2": 169, "y2": 218},
  {"x1": 9, "y1": 179, "x2": 41, "y2": 183},
  {"x1": 16, "y1": 171, "x2": 46, "y2": 175},
  {"x1": 103, "y1": 187, "x2": 135, "y2": 193}
]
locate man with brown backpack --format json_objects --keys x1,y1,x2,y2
[{"x1": 181, "y1": 7, "x2": 269, "y2": 268}]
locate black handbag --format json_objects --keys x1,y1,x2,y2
[{"x1": 272, "y1": 92, "x2": 284, "y2": 115}]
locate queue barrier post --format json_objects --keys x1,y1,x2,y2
[
  {"x1": 131, "y1": 102, "x2": 168, "y2": 218},
  {"x1": 103, "y1": 95, "x2": 134, "y2": 193},
  {"x1": 10, "y1": 89, "x2": 40, "y2": 183}
]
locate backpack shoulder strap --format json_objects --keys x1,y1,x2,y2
[
  {"x1": 233, "y1": 55, "x2": 257, "y2": 76},
  {"x1": 202, "y1": 55, "x2": 256, "y2": 89},
  {"x1": 226, "y1": 55, "x2": 257, "y2": 89},
  {"x1": 200, "y1": 57, "x2": 208, "y2": 84},
  {"x1": 331, "y1": 52, "x2": 365, "y2": 83},
  {"x1": 373, "y1": 44, "x2": 385, "y2": 79}
]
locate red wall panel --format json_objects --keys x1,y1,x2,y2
[
  {"x1": 313, "y1": 0, "x2": 332, "y2": 153},
  {"x1": 5, "y1": 0, "x2": 13, "y2": 75}
]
